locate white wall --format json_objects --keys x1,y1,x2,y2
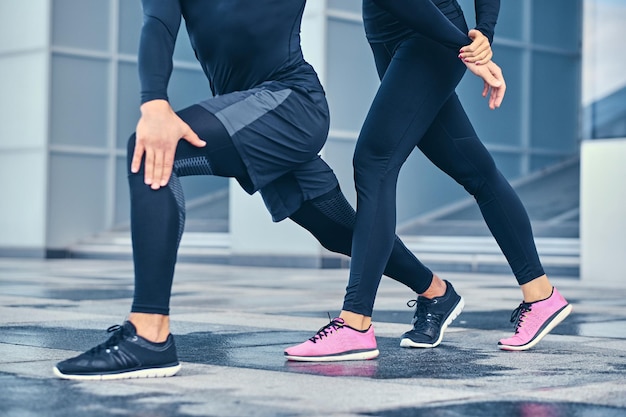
[
  {"x1": 0, "y1": 0, "x2": 51, "y2": 252},
  {"x1": 580, "y1": 139, "x2": 626, "y2": 287}
]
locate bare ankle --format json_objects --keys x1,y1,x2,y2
[
  {"x1": 128, "y1": 313, "x2": 170, "y2": 343},
  {"x1": 521, "y1": 275, "x2": 553, "y2": 303},
  {"x1": 420, "y1": 274, "x2": 447, "y2": 299},
  {"x1": 339, "y1": 310, "x2": 371, "y2": 331}
]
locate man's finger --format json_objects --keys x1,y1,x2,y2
[
  {"x1": 152, "y1": 151, "x2": 165, "y2": 190},
  {"x1": 183, "y1": 128, "x2": 206, "y2": 148},
  {"x1": 131, "y1": 141, "x2": 145, "y2": 174},
  {"x1": 144, "y1": 148, "x2": 155, "y2": 186},
  {"x1": 161, "y1": 154, "x2": 175, "y2": 187}
]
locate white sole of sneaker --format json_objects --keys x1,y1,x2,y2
[
  {"x1": 498, "y1": 304, "x2": 573, "y2": 351},
  {"x1": 52, "y1": 363, "x2": 182, "y2": 380},
  {"x1": 284, "y1": 349, "x2": 380, "y2": 362},
  {"x1": 399, "y1": 296, "x2": 465, "y2": 349}
]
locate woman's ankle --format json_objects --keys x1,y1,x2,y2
[
  {"x1": 420, "y1": 274, "x2": 447, "y2": 299},
  {"x1": 339, "y1": 310, "x2": 371, "y2": 331},
  {"x1": 521, "y1": 275, "x2": 553, "y2": 303}
]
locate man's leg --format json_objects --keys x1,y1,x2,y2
[
  {"x1": 289, "y1": 186, "x2": 433, "y2": 293},
  {"x1": 129, "y1": 105, "x2": 251, "y2": 339},
  {"x1": 54, "y1": 105, "x2": 251, "y2": 380}
]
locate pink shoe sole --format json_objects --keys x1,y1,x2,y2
[{"x1": 284, "y1": 348, "x2": 380, "y2": 362}]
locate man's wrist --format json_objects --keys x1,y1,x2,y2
[{"x1": 140, "y1": 99, "x2": 171, "y2": 115}]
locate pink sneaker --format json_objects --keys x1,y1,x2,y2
[
  {"x1": 498, "y1": 287, "x2": 572, "y2": 351},
  {"x1": 284, "y1": 318, "x2": 379, "y2": 362}
]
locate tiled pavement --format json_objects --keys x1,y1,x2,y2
[{"x1": 1, "y1": 257, "x2": 625, "y2": 417}]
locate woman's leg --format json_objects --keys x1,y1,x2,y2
[
  {"x1": 284, "y1": 38, "x2": 468, "y2": 360},
  {"x1": 417, "y1": 94, "x2": 546, "y2": 287},
  {"x1": 342, "y1": 37, "x2": 466, "y2": 321},
  {"x1": 417, "y1": 94, "x2": 571, "y2": 350}
]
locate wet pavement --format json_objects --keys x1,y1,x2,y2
[{"x1": 1, "y1": 258, "x2": 626, "y2": 417}]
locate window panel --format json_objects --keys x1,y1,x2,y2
[
  {"x1": 327, "y1": 0, "x2": 361, "y2": 14},
  {"x1": 173, "y1": 23, "x2": 198, "y2": 64},
  {"x1": 116, "y1": 62, "x2": 141, "y2": 149},
  {"x1": 50, "y1": 55, "x2": 109, "y2": 147},
  {"x1": 52, "y1": 0, "x2": 110, "y2": 51},
  {"x1": 118, "y1": 0, "x2": 142, "y2": 55},
  {"x1": 457, "y1": 0, "x2": 524, "y2": 41},
  {"x1": 47, "y1": 153, "x2": 108, "y2": 246},
  {"x1": 168, "y1": 67, "x2": 212, "y2": 110},
  {"x1": 326, "y1": 18, "x2": 378, "y2": 132},
  {"x1": 530, "y1": 51, "x2": 580, "y2": 151},
  {"x1": 532, "y1": 0, "x2": 581, "y2": 51}
]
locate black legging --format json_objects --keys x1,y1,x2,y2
[
  {"x1": 128, "y1": 105, "x2": 433, "y2": 315},
  {"x1": 343, "y1": 27, "x2": 544, "y2": 316}
]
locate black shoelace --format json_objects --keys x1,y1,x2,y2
[
  {"x1": 509, "y1": 302, "x2": 533, "y2": 334},
  {"x1": 84, "y1": 324, "x2": 133, "y2": 356},
  {"x1": 309, "y1": 317, "x2": 345, "y2": 343},
  {"x1": 407, "y1": 299, "x2": 442, "y2": 333}
]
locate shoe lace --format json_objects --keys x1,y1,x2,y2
[
  {"x1": 309, "y1": 316, "x2": 345, "y2": 343},
  {"x1": 85, "y1": 324, "x2": 132, "y2": 356},
  {"x1": 407, "y1": 299, "x2": 441, "y2": 332},
  {"x1": 509, "y1": 302, "x2": 533, "y2": 334}
]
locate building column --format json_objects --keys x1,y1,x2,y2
[
  {"x1": 0, "y1": 0, "x2": 51, "y2": 257},
  {"x1": 580, "y1": 139, "x2": 626, "y2": 287}
]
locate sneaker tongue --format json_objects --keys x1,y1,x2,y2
[
  {"x1": 123, "y1": 321, "x2": 138, "y2": 334},
  {"x1": 417, "y1": 296, "x2": 436, "y2": 306}
]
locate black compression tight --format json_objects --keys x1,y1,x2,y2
[
  {"x1": 129, "y1": 105, "x2": 250, "y2": 314},
  {"x1": 343, "y1": 32, "x2": 545, "y2": 316}
]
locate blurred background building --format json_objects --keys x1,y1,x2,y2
[{"x1": 1, "y1": 0, "x2": 624, "y2": 283}]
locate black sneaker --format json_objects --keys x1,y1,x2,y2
[
  {"x1": 53, "y1": 321, "x2": 181, "y2": 380},
  {"x1": 400, "y1": 280, "x2": 464, "y2": 348}
]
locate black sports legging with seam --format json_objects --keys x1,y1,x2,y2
[
  {"x1": 129, "y1": 105, "x2": 433, "y2": 315},
  {"x1": 342, "y1": 26, "x2": 545, "y2": 316}
]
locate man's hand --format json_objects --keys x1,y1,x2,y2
[
  {"x1": 464, "y1": 60, "x2": 506, "y2": 110},
  {"x1": 132, "y1": 100, "x2": 206, "y2": 190},
  {"x1": 459, "y1": 29, "x2": 492, "y2": 65}
]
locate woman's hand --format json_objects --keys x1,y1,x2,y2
[
  {"x1": 459, "y1": 29, "x2": 492, "y2": 65},
  {"x1": 132, "y1": 100, "x2": 206, "y2": 190},
  {"x1": 464, "y1": 60, "x2": 506, "y2": 110}
]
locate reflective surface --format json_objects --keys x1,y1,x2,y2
[{"x1": 1, "y1": 258, "x2": 626, "y2": 417}]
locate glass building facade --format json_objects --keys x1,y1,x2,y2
[{"x1": 1, "y1": 0, "x2": 624, "y2": 266}]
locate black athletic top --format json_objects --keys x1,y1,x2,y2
[
  {"x1": 363, "y1": 0, "x2": 499, "y2": 47},
  {"x1": 139, "y1": 0, "x2": 322, "y2": 103}
]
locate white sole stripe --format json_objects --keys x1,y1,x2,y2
[{"x1": 52, "y1": 364, "x2": 182, "y2": 381}]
